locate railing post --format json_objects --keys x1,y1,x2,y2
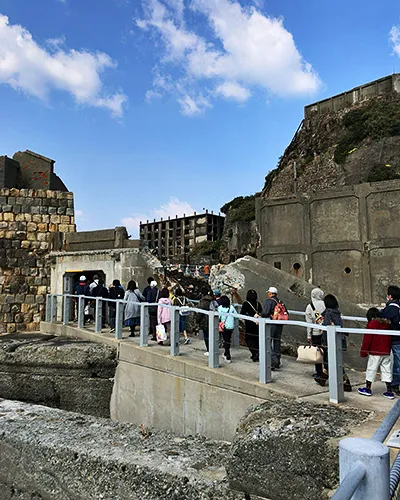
[
  {"x1": 95, "y1": 298, "x2": 102, "y2": 333},
  {"x1": 170, "y1": 307, "x2": 180, "y2": 356},
  {"x1": 259, "y1": 320, "x2": 272, "y2": 384},
  {"x1": 63, "y1": 295, "x2": 70, "y2": 326},
  {"x1": 232, "y1": 316, "x2": 240, "y2": 347},
  {"x1": 77, "y1": 296, "x2": 84, "y2": 328},
  {"x1": 327, "y1": 325, "x2": 344, "y2": 403},
  {"x1": 115, "y1": 300, "x2": 123, "y2": 340},
  {"x1": 140, "y1": 303, "x2": 149, "y2": 347},
  {"x1": 50, "y1": 295, "x2": 57, "y2": 323},
  {"x1": 338, "y1": 438, "x2": 390, "y2": 500},
  {"x1": 208, "y1": 311, "x2": 219, "y2": 368},
  {"x1": 45, "y1": 294, "x2": 51, "y2": 322}
]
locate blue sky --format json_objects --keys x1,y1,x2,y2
[{"x1": 1, "y1": 0, "x2": 400, "y2": 236}]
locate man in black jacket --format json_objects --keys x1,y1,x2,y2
[
  {"x1": 262, "y1": 286, "x2": 284, "y2": 370},
  {"x1": 91, "y1": 279, "x2": 109, "y2": 328},
  {"x1": 382, "y1": 285, "x2": 400, "y2": 394}
]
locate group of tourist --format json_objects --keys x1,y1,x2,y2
[{"x1": 74, "y1": 275, "x2": 400, "y2": 400}]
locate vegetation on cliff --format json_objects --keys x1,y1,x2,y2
[
  {"x1": 189, "y1": 239, "x2": 221, "y2": 257},
  {"x1": 262, "y1": 92, "x2": 400, "y2": 198},
  {"x1": 220, "y1": 195, "x2": 256, "y2": 222},
  {"x1": 334, "y1": 97, "x2": 400, "y2": 165}
]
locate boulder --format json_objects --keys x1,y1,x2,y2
[{"x1": 227, "y1": 400, "x2": 371, "y2": 500}]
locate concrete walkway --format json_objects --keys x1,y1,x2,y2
[{"x1": 41, "y1": 322, "x2": 396, "y2": 415}]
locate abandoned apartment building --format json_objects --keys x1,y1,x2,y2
[{"x1": 139, "y1": 211, "x2": 224, "y2": 262}]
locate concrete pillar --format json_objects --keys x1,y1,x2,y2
[{"x1": 339, "y1": 438, "x2": 390, "y2": 500}]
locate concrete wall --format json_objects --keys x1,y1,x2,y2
[
  {"x1": 0, "y1": 188, "x2": 75, "y2": 333},
  {"x1": 305, "y1": 74, "x2": 400, "y2": 119},
  {"x1": 111, "y1": 344, "x2": 266, "y2": 441},
  {"x1": 256, "y1": 180, "x2": 400, "y2": 303},
  {"x1": 49, "y1": 248, "x2": 153, "y2": 294},
  {"x1": 64, "y1": 226, "x2": 139, "y2": 252}
]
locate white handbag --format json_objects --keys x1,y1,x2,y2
[{"x1": 297, "y1": 345, "x2": 324, "y2": 364}]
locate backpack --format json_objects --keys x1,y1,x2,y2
[{"x1": 271, "y1": 299, "x2": 289, "y2": 321}]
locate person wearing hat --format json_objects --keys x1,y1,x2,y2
[
  {"x1": 305, "y1": 288, "x2": 325, "y2": 379},
  {"x1": 146, "y1": 280, "x2": 160, "y2": 341},
  {"x1": 262, "y1": 286, "x2": 286, "y2": 370},
  {"x1": 74, "y1": 276, "x2": 90, "y2": 323}
]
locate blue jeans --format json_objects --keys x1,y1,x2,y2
[
  {"x1": 179, "y1": 315, "x2": 187, "y2": 333},
  {"x1": 392, "y1": 344, "x2": 400, "y2": 387}
]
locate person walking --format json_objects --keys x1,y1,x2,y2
[
  {"x1": 262, "y1": 286, "x2": 287, "y2": 370},
  {"x1": 314, "y1": 294, "x2": 352, "y2": 392},
  {"x1": 358, "y1": 308, "x2": 394, "y2": 399},
  {"x1": 173, "y1": 288, "x2": 191, "y2": 344},
  {"x1": 157, "y1": 287, "x2": 172, "y2": 345},
  {"x1": 241, "y1": 289, "x2": 262, "y2": 362},
  {"x1": 381, "y1": 285, "x2": 400, "y2": 395},
  {"x1": 218, "y1": 295, "x2": 236, "y2": 363},
  {"x1": 89, "y1": 274, "x2": 99, "y2": 293},
  {"x1": 91, "y1": 279, "x2": 109, "y2": 328},
  {"x1": 147, "y1": 280, "x2": 160, "y2": 341},
  {"x1": 305, "y1": 288, "x2": 325, "y2": 379},
  {"x1": 197, "y1": 288, "x2": 213, "y2": 355},
  {"x1": 74, "y1": 275, "x2": 90, "y2": 324},
  {"x1": 108, "y1": 279, "x2": 125, "y2": 333},
  {"x1": 124, "y1": 280, "x2": 144, "y2": 337}
]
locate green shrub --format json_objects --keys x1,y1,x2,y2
[
  {"x1": 335, "y1": 97, "x2": 400, "y2": 164},
  {"x1": 220, "y1": 195, "x2": 256, "y2": 222},
  {"x1": 190, "y1": 240, "x2": 221, "y2": 257}
]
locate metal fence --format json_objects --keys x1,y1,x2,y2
[
  {"x1": 333, "y1": 400, "x2": 400, "y2": 499},
  {"x1": 45, "y1": 293, "x2": 400, "y2": 405}
]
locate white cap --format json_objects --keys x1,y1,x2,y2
[
  {"x1": 80, "y1": 275, "x2": 87, "y2": 281},
  {"x1": 267, "y1": 286, "x2": 278, "y2": 294},
  {"x1": 150, "y1": 280, "x2": 157, "y2": 287}
]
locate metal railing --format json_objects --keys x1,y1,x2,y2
[
  {"x1": 333, "y1": 400, "x2": 400, "y2": 499},
  {"x1": 45, "y1": 293, "x2": 400, "y2": 404}
]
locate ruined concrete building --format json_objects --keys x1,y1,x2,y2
[
  {"x1": 255, "y1": 74, "x2": 400, "y2": 304},
  {"x1": 140, "y1": 211, "x2": 224, "y2": 262},
  {"x1": 0, "y1": 150, "x2": 75, "y2": 333}
]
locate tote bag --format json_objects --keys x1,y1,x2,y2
[{"x1": 297, "y1": 345, "x2": 323, "y2": 364}]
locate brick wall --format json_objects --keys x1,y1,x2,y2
[{"x1": 0, "y1": 188, "x2": 75, "y2": 333}]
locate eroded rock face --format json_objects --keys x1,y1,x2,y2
[
  {"x1": 0, "y1": 333, "x2": 116, "y2": 417},
  {"x1": 227, "y1": 400, "x2": 371, "y2": 500},
  {"x1": 0, "y1": 400, "x2": 244, "y2": 500}
]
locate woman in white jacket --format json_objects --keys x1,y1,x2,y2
[
  {"x1": 124, "y1": 280, "x2": 144, "y2": 337},
  {"x1": 305, "y1": 288, "x2": 325, "y2": 379}
]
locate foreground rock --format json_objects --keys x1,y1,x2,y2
[
  {"x1": 0, "y1": 399, "x2": 247, "y2": 500},
  {"x1": 0, "y1": 333, "x2": 116, "y2": 417},
  {"x1": 228, "y1": 400, "x2": 371, "y2": 500}
]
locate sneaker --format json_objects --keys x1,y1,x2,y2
[
  {"x1": 358, "y1": 387, "x2": 372, "y2": 397},
  {"x1": 184, "y1": 338, "x2": 191, "y2": 345},
  {"x1": 110, "y1": 328, "x2": 115, "y2": 333},
  {"x1": 204, "y1": 352, "x2": 209, "y2": 356},
  {"x1": 383, "y1": 391, "x2": 395, "y2": 400},
  {"x1": 223, "y1": 355, "x2": 232, "y2": 364}
]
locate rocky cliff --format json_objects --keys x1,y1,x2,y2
[{"x1": 263, "y1": 92, "x2": 400, "y2": 198}]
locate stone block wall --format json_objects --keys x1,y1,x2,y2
[{"x1": 0, "y1": 188, "x2": 75, "y2": 333}]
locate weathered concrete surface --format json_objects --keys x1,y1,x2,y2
[
  {"x1": 0, "y1": 399, "x2": 246, "y2": 500},
  {"x1": 228, "y1": 400, "x2": 372, "y2": 500},
  {"x1": 0, "y1": 333, "x2": 116, "y2": 417}
]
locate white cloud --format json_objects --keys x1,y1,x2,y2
[
  {"x1": 0, "y1": 14, "x2": 127, "y2": 117},
  {"x1": 136, "y1": 0, "x2": 320, "y2": 115},
  {"x1": 122, "y1": 197, "x2": 196, "y2": 237},
  {"x1": 75, "y1": 209, "x2": 88, "y2": 222},
  {"x1": 215, "y1": 81, "x2": 251, "y2": 102},
  {"x1": 390, "y1": 26, "x2": 400, "y2": 57}
]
